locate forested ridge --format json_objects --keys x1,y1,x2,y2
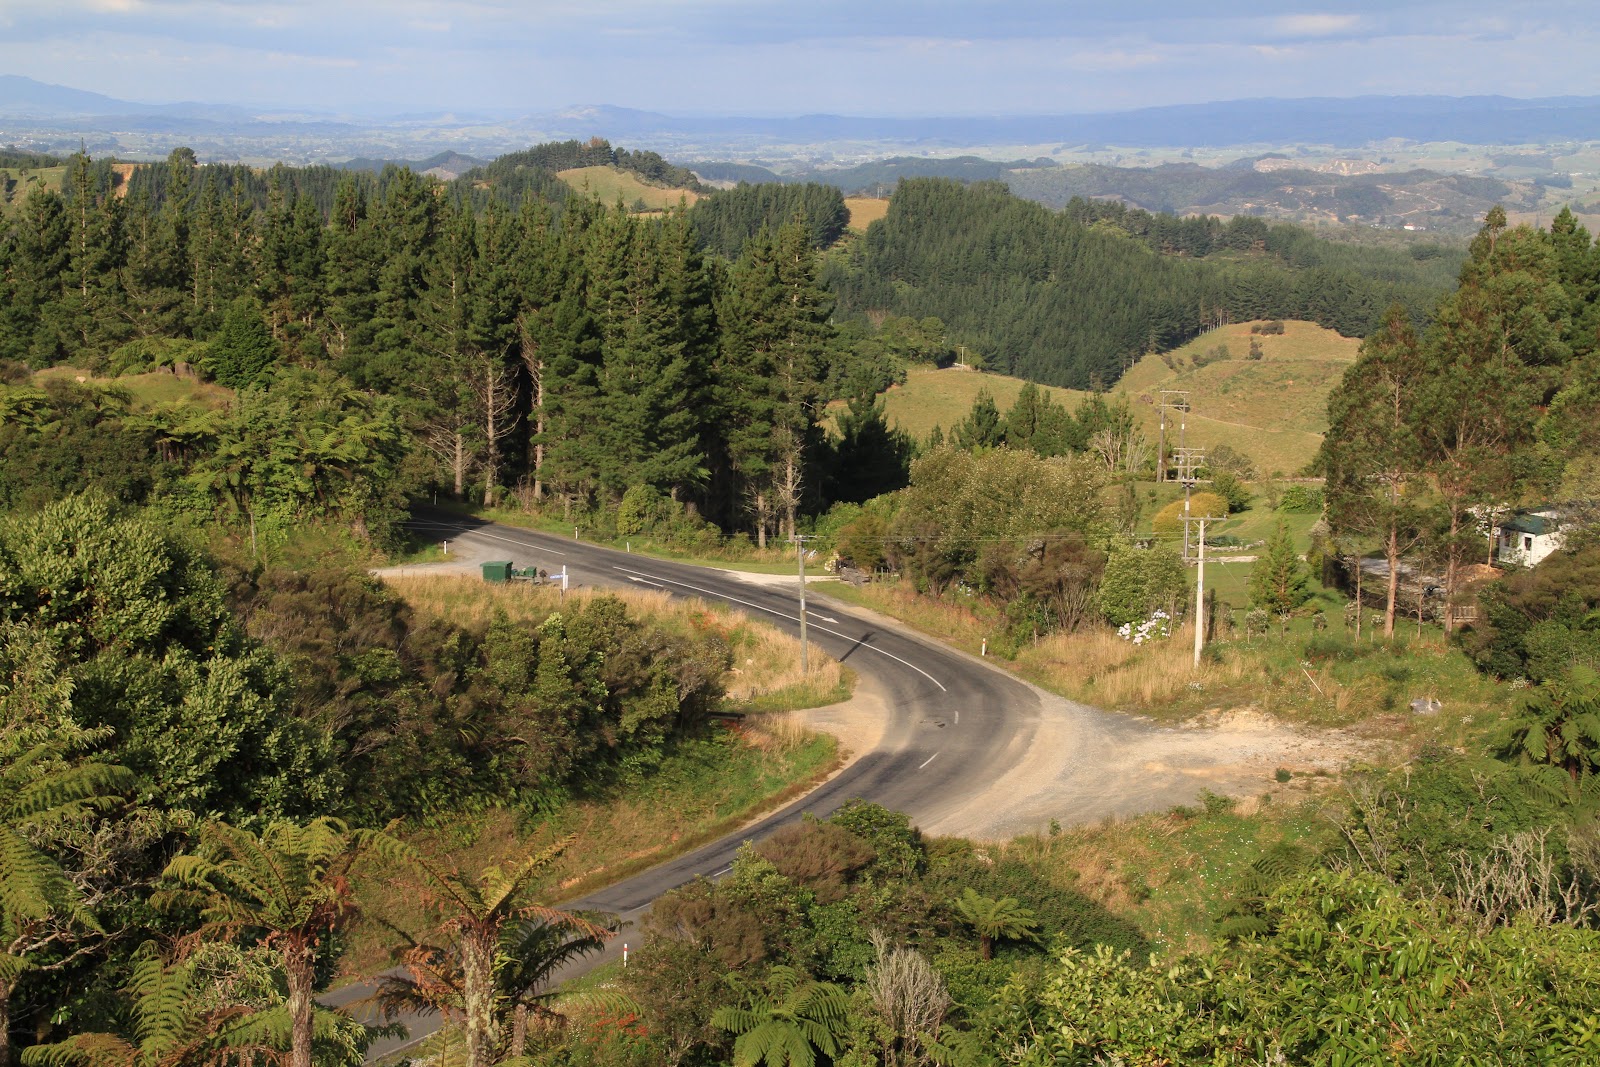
[
  {"x1": 827, "y1": 178, "x2": 1461, "y2": 388},
  {"x1": 0, "y1": 147, "x2": 917, "y2": 549}
]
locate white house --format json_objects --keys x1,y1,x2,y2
[{"x1": 1493, "y1": 506, "x2": 1567, "y2": 567}]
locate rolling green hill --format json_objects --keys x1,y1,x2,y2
[
  {"x1": 0, "y1": 164, "x2": 66, "y2": 214},
  {"x1": 875, "y1": 319, "x2": 1357, "y2": 476},
  {"x1": 557, "y1": 165, "x2": 700, "y2": 210}
]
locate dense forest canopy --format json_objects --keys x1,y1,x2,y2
[
  {"x1": 0, "y1": 147, "x2": 915, "y2": 550},
  {"x1": 689, "y1": 181, "x2": 850, "y2": 258}
]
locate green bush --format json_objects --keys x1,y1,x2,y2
[
  {"x1": 1277, "y1": 485, "x2": 1324, "y2": 513},
  {"x1": 1460, "y1": 545, "x2": 1600, "y2": 682},
  {"x1": 1208, "y1": 470, "x2": 1252, "y2": 513},
  {"x1": 1099, "y1": 542, "x2": 1187, "y2": 627},
  {"x1": 616, "y1": 484, "x2": 666, "y2": 536}
]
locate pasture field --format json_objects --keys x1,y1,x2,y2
[
  {"x1": 32, "y1": 365, "x2": 234, "y2": 409},
  {"x1": 0, "y1": 164, "x2": 66, "y2": 213},
  {"x1": 557, "y1": 165, "x2": 701, "y2": 210},
  {"x1": 875, "y1": 319, "x2": 1359, "y2": 475},
  {"x1": 844, "y1": 195, "x2": 890, "y2": 231}
]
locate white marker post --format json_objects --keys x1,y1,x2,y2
[{"x1": 795, "y1": 536, "x2": 810, "y2": 675}]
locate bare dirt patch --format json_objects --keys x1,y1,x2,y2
[{"x1": 922, "y1": 687, "x2": 1377, "y2": 842}]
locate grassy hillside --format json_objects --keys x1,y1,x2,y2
[
  {"x1": 843, "y1": 195, "x2": 889, "y2": 232},
  {"x1": 34, "y1": 365, "x2": 233, "y2": 409},
  {"x1": 557, "y1": 165, "x2": 700, "y2": 209},
  {"x1": 876, "y1": 319, "x2": 1359, "y2": 476},
  {"x1": 0, "y1": 164, "x2": 66, "y2": 214}
]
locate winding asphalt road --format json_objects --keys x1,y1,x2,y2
[{"x1": 328, "y1": 510, "x2": 1047, "y2": 1059}]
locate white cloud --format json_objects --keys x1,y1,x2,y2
[{"x1": 1272, "y1": 13, "x2": 1363, "y2": 38}]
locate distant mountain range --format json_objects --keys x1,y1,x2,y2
[
  {"x1": 6, "y1": 74, "x2": 1600, "y2": 151},
  {"x1": 517, "y1": 97, "x2": 1600, "y2": 150}
]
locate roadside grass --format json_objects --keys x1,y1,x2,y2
[
  {"x1": 557, "y1": 165, "x2": 700, "y2": 210},
  {"x1": 821, "y1": 578, "x2": 1506, "y2": 732},
  {"x1": 1000, "y1": 792, "x2": 1337, "y2": 955},
  {"x1": 342, "y1": 719, "x2": 838, "y2": 979},
  {"x1": 383, "y1": 573, "x2": 852, "y2": 714},
  {"x1": 844, "y1": 196, "x2": 890, "y2": 231},
  {"x1": 383, "y1": 525, "x2": 448, "y2": 565}
]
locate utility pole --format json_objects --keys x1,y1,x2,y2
[
  {"x1": 793, "y1": 535, "x2": 811, "y2": 674},
  {"x1": 1183, "y1": 507, "x2": 1222, "y2": 668},
  {"x1": 956, "y1": 345, "x2": 966, "y2": 368},
  {"x1": 1158, "y1": 390, "x2": 1188, "y2": 484},
  {"x1": 1174, "y1": 446, "x2": 1205, "y2": 559}
]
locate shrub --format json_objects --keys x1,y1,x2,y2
[
  {"x1": 1208, "y1": 471, "x2": 1252, "y2": 513},
  {"x1": 1277, "y1": 485, "x2": 1324, "y2": 513},
  {"x1": 754, "y1": 820, "x2": 876, "y2": 904},
  {"x1": 838, "y1": 511, "x2": 890, "y2": 572},
  {"x1": 1251, "y1": 319, "x2": 1286, "y2": 335},
  {"x1": 1207, "y1": 444, "x2": 1258, "y2": 479},
  {"x1": 617, "y1": 483, "x2": 666, "y2": 536},
  {"x1": 1152, "y1": 491, "x2": 1230, "y2": 533},
  {"x1": 1099, "y1": 542, "x2": 1187, "y2": 626},
  {"x1": 1460, "y1": 545, "x2": 1600, "y2": 682}
]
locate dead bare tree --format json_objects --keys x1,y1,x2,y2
[
  {"x1": 472, "y1": 348, "x2": 519, "y2": 507},
  {"x1": 864, "y1": 931, "x2": 950, "y2": 1067}
]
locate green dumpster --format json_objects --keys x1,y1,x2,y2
[{"x1": 481, "y1": 561, "x2": 514, "y2": 583}]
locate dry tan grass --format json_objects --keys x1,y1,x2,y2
[
  {"x1": 1011, "y1": 624, "x2": 1254, "y2": 710},
  {"x1": 739, "y1": 711, "x2": 811, "y2": 755},
  {"x1": 844, "y1": 196, "x2": 890, "y2": 231},
  {"x1": 382, "y1": 574, "x2": 847, "y2": 713}
]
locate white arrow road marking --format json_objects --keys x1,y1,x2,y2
[
  {"x1": 625, "y1": 575, "x2": 664, "y2": 588},
  {"x1": 918, "y1": 752, "x2": 940, "y2": 770},
  {"x1": 612, "y1": 565, "x2": 947, "y2": 692},
  {"x1": 808, "y1": 611, "x2": 840, "y2": 623}
]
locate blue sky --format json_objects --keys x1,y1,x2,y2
[{"x1": 0, "y1": 1, "x2": 1595, "y2": 116}]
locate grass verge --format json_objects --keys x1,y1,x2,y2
[
  {"x1": 821, "y1": 579, "x2": 1506, "y2": 732},
  {"x1": 998, "y1": 790, "x2": 1335, "y2": 955}
]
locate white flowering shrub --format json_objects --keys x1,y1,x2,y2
[{"x1": 1116, "y1": 609, "x2": 1171, "y2": 645}]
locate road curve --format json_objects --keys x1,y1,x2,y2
[{"x1": 330, "y1": 510, "x2": 1046, "y2": 1058}]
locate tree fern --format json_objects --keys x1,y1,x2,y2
[
  {"x1": 711, "y1": 965, "x2": 852, "y2": 1067},
  {"x1": 156, "y1": 817, "x2": 374, "y2": 1067},
  {"x1": 951, "y1": 888, "x2": 1040, "y2": 960}
]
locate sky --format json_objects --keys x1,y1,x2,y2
[{"x1": 0, "y1": 0, "x2": 1596, "y2": 117}]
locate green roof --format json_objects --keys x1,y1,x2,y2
[{"x1": 1502, "y1": 513, "x2": 1553, "y2": 536}]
